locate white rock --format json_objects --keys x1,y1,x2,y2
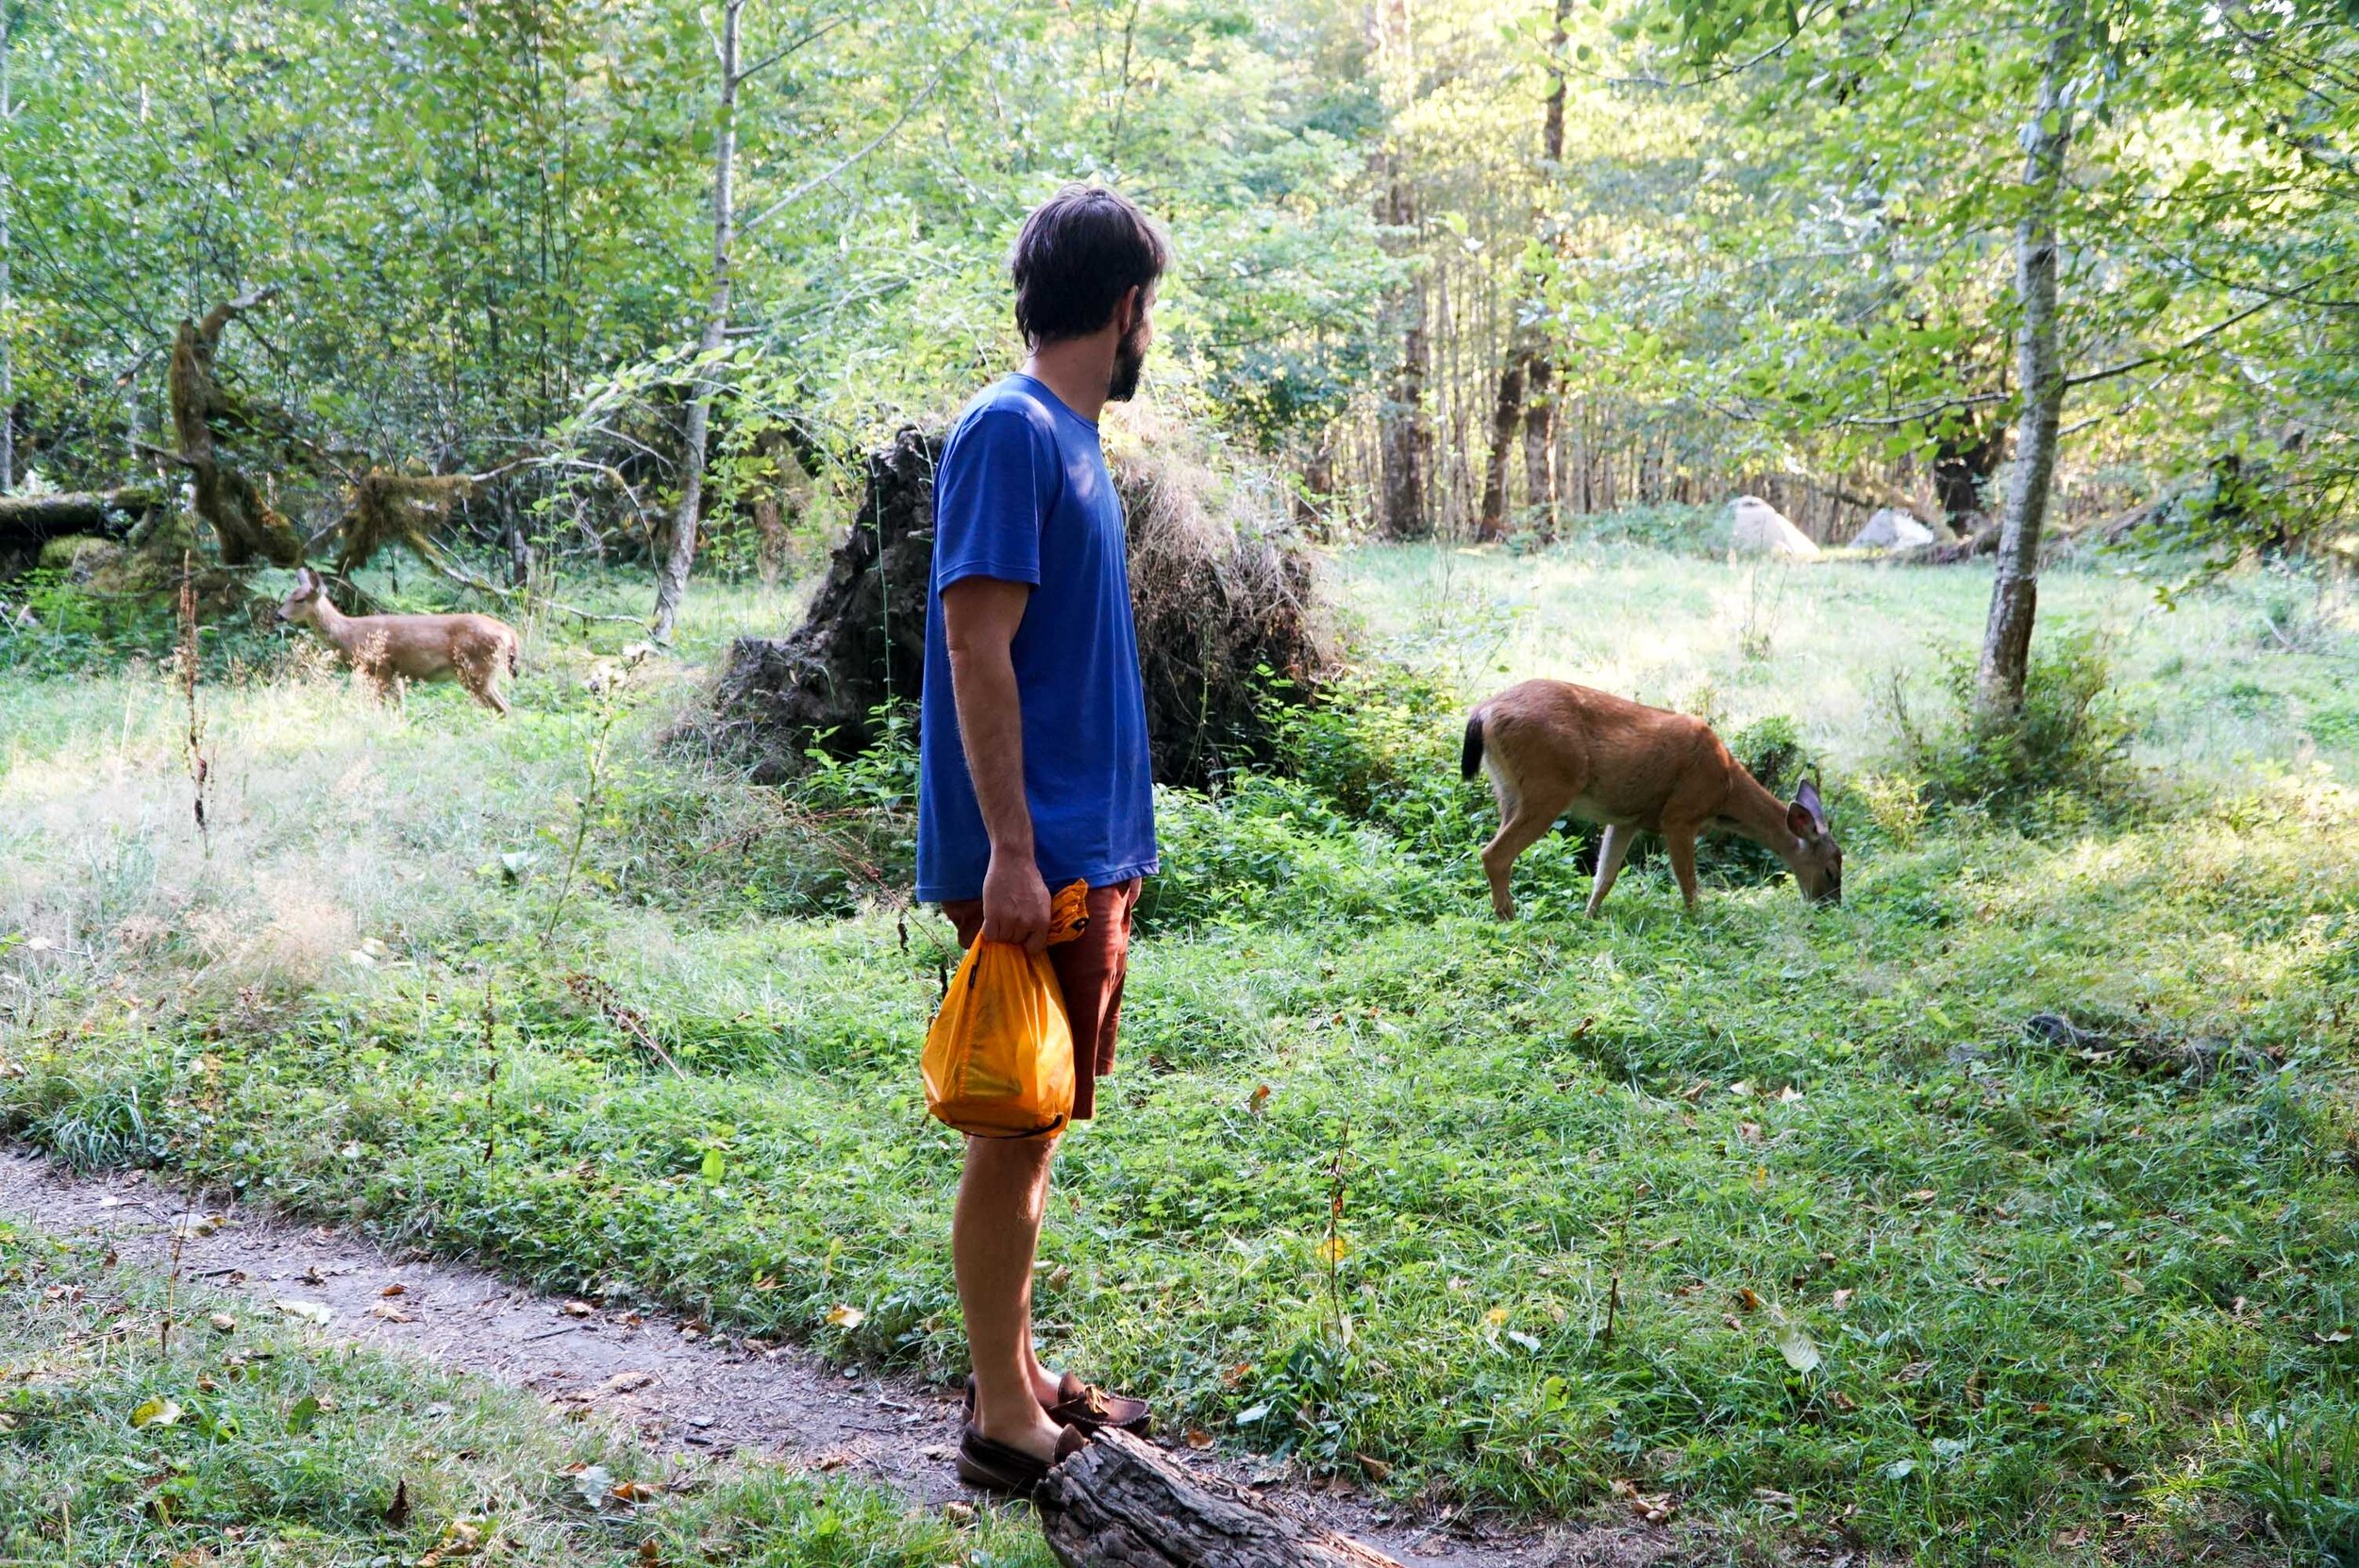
[
  {"x1": 1849, "y1": 508, "x2": 1938, "y2": 548},
  {"x1": 1728, "y1": 496, "x2": 1820, "y2": 559}
]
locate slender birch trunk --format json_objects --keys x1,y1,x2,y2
[
  {"x1": 1, "y1": 12, "x2": 16, "y2": 495},
  {"x1": 650, "y1": 0, "x2": 744, "y2": 645},
  {"x1": 1977, "y1": 0, "x2": 2083, "y2": 716}
]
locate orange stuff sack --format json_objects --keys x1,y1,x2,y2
[{"x1": 923, "y1": 880, "x2": 1092, "y2": 1138}]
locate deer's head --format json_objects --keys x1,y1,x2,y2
[
  {"x1": 277, "y1": 567, "x2": 326, "y2": 627},
  {"x1": 1784, "y1": 778, "x2": 1843, "y2": 905}
]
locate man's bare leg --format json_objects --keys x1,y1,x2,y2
[{"x1": 954, "y1": 1132, "x2": 1065, "y2": 1460}]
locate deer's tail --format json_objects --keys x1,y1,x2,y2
[
  {"x1": 1460, "y1": 709, "x2": 1486, "y2": 781},
  {"x1": 507, "y1": 637, "x2": 521, "y2": 676}
]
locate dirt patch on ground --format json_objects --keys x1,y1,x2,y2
[{"x1": 0, "y1": 1147, "x2": 1685, "y2": 1567}]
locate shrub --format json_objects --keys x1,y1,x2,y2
[{"x1": 1882, "y1": 629, "x2": 2139, "y2": 821}]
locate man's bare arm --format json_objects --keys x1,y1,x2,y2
[{"x1": 941, "y1": 577, "x2": 1050, "y2": 951}]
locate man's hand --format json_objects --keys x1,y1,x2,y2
[{"x1": 980, "y1": 849, "x2": 1052, "y2": 953}]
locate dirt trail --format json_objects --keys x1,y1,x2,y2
[{"x1": 0, "y1": 1148, "x2": 1668, "y2": 1568}]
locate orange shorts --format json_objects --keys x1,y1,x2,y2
[{"x1": 941, "y1": 878, "x2": 1140, "y2": 1123}]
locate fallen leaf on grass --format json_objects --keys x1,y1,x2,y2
[
  {"x1": 2316, "y1": 1327, "x2": 2354, "y2": 1344},
  {"x1": 940, "y1": 1500, "x2": 977, "y2": 1526},
  {"x1": 595, "y1": 1370, "x2": 657, "y2": 1396},
  {"x1": 208, "y1": 1312, "x2": 237, "y2": 1335},
  {"x1": 1183, "y1": 1427, "x2": 1214, "y2": 1449},
  {"x1": 611, "y1": 1479, "x2": 665, "y2": 1505},
  {"x1": 1248, "y1": 1083, "x2": 1272, "y2": 1114},
  {"x1": 1612, "y1": 1479, "x2": 1678, "y2": 1524},
  {"x1": 379, "y1": 1283, "x2": 407, "y2": 1298},
  {"x1": 560, "y1": 1300, "x2": 595, "y2": 1318},
  {"x1": 1830, "y1": 1289, "x2": 1852, "y2": 1310},
  {"x1": 368, "y1": 1301, "x2": 415, "y2": 1323},
  {"x1": 169, "y1": 1213, "x2": 224, "y2": 1241},
  {"x1": 825, "y1": 1304, "x2": 866, "y2": 1330},
  {"x1": 272, "y1": 1299, "x2": 333, "y2": 1326},
  {"x1": 130, "y1": 1396, "x2": 182, "y2": 1429},
  {"x1": 1735, "y1": 1288, "x2": 1764, "y2": 1312},
  {"x1": 417, "y1": 1518, "x2": 490, "y2": 1566},
  {"x1": 385, "y1": 1477, "x2": 411, "y2": 1527},
  {"x1": 1357, "y1": 1452, "x2": 1393, "y2": 1482},
  {"x1": 1315, "y1": 1236, "x2": 1349, "y2": 1265}
]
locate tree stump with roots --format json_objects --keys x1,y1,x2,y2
[{"x1": 1035, "y1": 1429, "x2": 1402, "y2": 1568}]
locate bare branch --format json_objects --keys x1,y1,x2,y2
[
  {"x1": 2061, "y1": 296, "x2": 2279, "y2": 390},
  {"x1": 739, "y1": 8, "x2": 1007, "y2": 235}
]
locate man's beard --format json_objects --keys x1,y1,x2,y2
[{"x1": 1107, "y1": 321, "x2": 1149, "y2": 403}]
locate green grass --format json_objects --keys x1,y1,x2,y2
[
  {"x1": 0, "y1": 1220, "x2": 1049, "y2": 1566},
  {"x1": 6, "y1": 543, "x2": 2359, "y2": 1564}
]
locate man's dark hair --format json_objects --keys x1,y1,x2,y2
[{"x1": 1011, "y1": 183, "x2": 1171, "y2": 345}]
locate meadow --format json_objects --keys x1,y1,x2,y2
[{"x1": 5, "y1": 538, "x2": 2358, "y2": 1564}]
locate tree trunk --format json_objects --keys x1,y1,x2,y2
[
  {"x1": 1977, "y1": 0, "x2": 2083, "y2": 716},
  {"x1": 1476, "y1": 353, "x2": 1524, "y2": 541},
  {"x1": 167, "y1": 291, "x2": 307, "y2": 567},
  {"x1": 1481, "y1": 0, "x2": 1569, "y2": 544},
  {"x1": 1375, "y1": 170, "x2": 1430, "y2": 540},
  {"x1": 649, "y1": 0, "x2": 742, "y2": 644},
  {"x1": 1035, "y1": 1429, "x2": 1402, "y2": 1568},
  {"x1": 1, "y1": 13, "x2": 14, "y2": 494},
  {"x1": 1522, "y1": 356, "x2": 1556, "y2": 539}
]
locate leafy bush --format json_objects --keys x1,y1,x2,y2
[
  {"x1": 1141, "y1": 775, "x2": 1458, "y2": 931},
  {"x1": 1269, "y1": 665, "x2": 1488, "y2": 862},
  {"x1": 1882, "y1": 629, "x2": 2139, "y2": 821},
  {"x1": 1581, "y1": 501, "x2": 1724, "y2": 555}
]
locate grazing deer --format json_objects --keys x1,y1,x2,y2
[
  {"x1": 1462, "y1": 679, "x2": 1841, "y2": 919},
  {"x1": 276, "y1": 566, "x2": 521, "y2": 715}
]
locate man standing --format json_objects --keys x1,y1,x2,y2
[{"x1": 918, "y1": 184, "x2": 1168, "y2": 1493}]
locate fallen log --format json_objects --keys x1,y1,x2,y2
[
  {"x1": 0, "y1": 486, "x2": 167, "y2": 548},
  {"x1": 1035, "y1": 1429, "x2": 1403, "y2": 1568}
]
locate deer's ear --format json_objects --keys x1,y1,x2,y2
[
  {"x1": 1786, "y1": 799, "x2": 1815, "y2": 838},
  {"x1": 1795, "y1": 777, "x2": 1830, "y2": 834}
]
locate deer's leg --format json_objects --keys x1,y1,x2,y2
[
  {"x1": 460, "y1": 647, "x2": 508, "y2": 715},
  {"x1": 1481, "y1": 796, "x2": 1568, "y2": 921},
  {"x1": 1665, "y1": 831, "x2": 1700, "y2": 911},
  {"x1": 1585, "y1": 824, "x2": 1636, "y2": 918}
]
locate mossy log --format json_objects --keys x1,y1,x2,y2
[
  {"x1": 1035, "y1": 1429, "x2": 1402, "y2": 1568},
  {"x1": 0, "y1": 486, "x2": 165, "y2": 548}
]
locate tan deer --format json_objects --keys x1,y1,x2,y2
[
  {"x1": 276, "y1": 567, "x2": 521, "y2": 715},
  {"x1": 1462, "y1": 679, "x2": 1841, "y2": 919}
]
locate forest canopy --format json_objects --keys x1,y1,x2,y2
[{"x1": 2, "y1": 0, "x2": 2354, "y2": 664}]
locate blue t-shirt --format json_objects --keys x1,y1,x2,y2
[{"x1": 916, "y1": 375, "x2": 1158, "y2": 903}]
